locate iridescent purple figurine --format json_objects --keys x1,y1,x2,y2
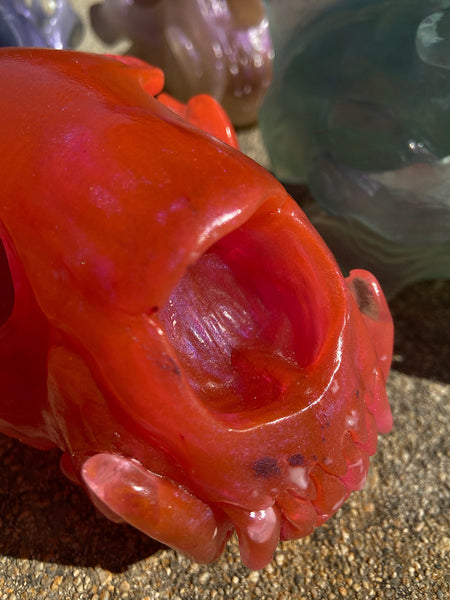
[
  {"x1": 0, "y1": 0, "x2": 83, "y2": 49},
  {"x1": 90, "y1": 0, "x2": 273, "y2": 126}
]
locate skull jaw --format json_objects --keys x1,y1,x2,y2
[
  {"x1": 0, "y1": 191, "x2": 392, "y2": 569},
  {"x1": 79, "y1": 270, "x2": 391, "y2": 570},
  {"x1": 66, "y1": 201, "x2": 392, "y2": 569}
]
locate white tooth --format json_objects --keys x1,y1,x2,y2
[
  {"x1": 288, "y1": 466, "x2": 309, "y2": 491},
  {"x1": 246, "y1": 507, "x2": 278, "y2": 544},
  {"x1": 345, "y1": 409, "x2": 359, "y2": 429}
]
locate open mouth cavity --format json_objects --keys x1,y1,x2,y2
[{"x1": 158, "y1": 208, "x2": 333, "y2": 415}]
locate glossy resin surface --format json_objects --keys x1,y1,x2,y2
[
  {"x1": 0, "y1": 0, "x2": 82, "y2": 48},
  {"x1": 0, "y1": 48, "x2": 393, "y2": 569}
]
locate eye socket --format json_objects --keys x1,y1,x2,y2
[
  {"x1": 0, "y1": 238, "x2": 15, "y2": 328},
  {"x1": 158, "y1": 207, "x2": 334, "y2": 418}
]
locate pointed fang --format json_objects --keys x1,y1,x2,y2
[{"x1": 82, "y1": 453, "x2": 230, "y2": 563}]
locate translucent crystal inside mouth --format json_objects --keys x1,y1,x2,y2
[{"x1": 159, "y1": 212, "x2": 329, "y2": 414}]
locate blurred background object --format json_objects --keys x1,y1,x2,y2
[
  {"x1": 260, "y1": 0, "x2": 450, "y2": 296},
  {"x1": 89, "y1": 0, "x2": 273, "y2": 126},
  {"x1": 0, "y1": 0, "x2": 83, "y2": 48}
]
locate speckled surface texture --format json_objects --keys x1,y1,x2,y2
[{"x1": 0, "y1": 2, "x2": 449, "y2": 598}]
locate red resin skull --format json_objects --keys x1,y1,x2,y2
[{"x1": 0, "y1": 48, "x2": 393, "y2": 569}]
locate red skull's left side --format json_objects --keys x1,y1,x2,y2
[{"x1": 0, "y1": 48, "x2": 294, "y2": 564}]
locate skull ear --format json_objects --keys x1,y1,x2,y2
[{"x1": 346, "y1": 269, "x2": 393, "y2": 380}]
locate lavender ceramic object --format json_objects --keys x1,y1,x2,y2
[
  {"x1": 0, "y1": 0, "x2": 83, "y2": 49},
  {"x1": 260, "y1": 0, "x2": 450, "y2": 296},
  {"x1": 90, "y1": 0, "x2": 273, "y2": 126}
]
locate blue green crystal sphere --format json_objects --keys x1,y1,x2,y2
[{"x1": 260, "y1": 0, "x2": 450, "y2": 245}]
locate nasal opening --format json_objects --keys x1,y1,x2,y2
[{"x1": 0, "y1": 238, "x2": 14, "y2": 328}]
